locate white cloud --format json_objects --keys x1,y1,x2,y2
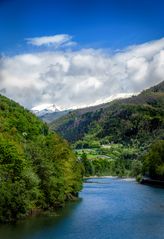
[
  {"x1": 26, "y1": 34, "x2": 76, "y2": 48},
  {"x1": 0, "y1": 37, "x2": 164, "y2": 110}
]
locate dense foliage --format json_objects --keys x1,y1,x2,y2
[
  {"x1": 50, "y1": 81, "x2": 164, "y2": 179},
  {"x1": 77, "y1": 144, "x2": 143, "y2": 178},
  {"x1": 142, "y1": 140, "x2": 164, "y2": 180},
  {"x1": 50, "y1": 81, "x2": 164, "y2": 181},
  {"x1": 50, "y1": 81, "x2": 164, "y2": 148},
  {"x1": 0, "y1": 95, "x2": 82, "y2": 223}
]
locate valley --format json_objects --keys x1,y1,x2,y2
[
  {"x1": 47, "y1": 81, "x2": 164, "y2": 181},
  {"x1": 1, "y1": 1, "x2": 164, "y2": 238}
]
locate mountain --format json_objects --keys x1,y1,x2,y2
[
  {"x1": 50, "y1": 81, "x2": 164, "y2": 147},
  {"x1": 31, "y1": 104, "x2": 60, "y2": 116},
  {"x1": 0, "y1": 95, "x2": 82, "y2": 223},
  {"x1": 33, "y1": 94, "x2": 134, "y2": 124},
  {"x1": 39, "y1": 110, "x2": 70, "y2": 123},
  {"x1": 31, "y1": 104, "x2": 70, "y2": 123}
]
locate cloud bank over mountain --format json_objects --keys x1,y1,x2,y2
[{"x1": 0, "y1": 35, "x2": 164, "y2": 109}]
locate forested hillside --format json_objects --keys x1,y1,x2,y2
[
  {"x1": 40, "y1": 109, "x2": 70, "y2": 123},
  {"x1": 50, "y1": 81, "x2": 164, "y2": 147},
  {"x1": 0, "y1": 95, "x2": 82, "y2": 223},
  {"x1": 50, "y1": 81, "x2": 164, "y2": 181}
]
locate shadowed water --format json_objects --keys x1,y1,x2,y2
[{"x1": 0, "y1": 178, "x2": 164, "y2": 239}]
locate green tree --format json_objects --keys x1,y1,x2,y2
[{"x1": 143, "y1": 140, "x2": 164, "y2": 180}]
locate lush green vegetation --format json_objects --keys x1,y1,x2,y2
[
  {"x1": 50, "y1": 81, "x2": 164, "y2": 181},
  {"x1": 76, "y1": 139, "x2": 164, "y2": 181},
  {"x1": 76, "y1": 144, "x2": 143, "y2": 177},
  {"x1": 0, "y1": 95, "x2": 83, "y2": 223},
  {"x1": 50, "y1": 81, "x2": 164, "y2": 148},
  {"x1": 142, "y1": 140, "x2": 164, "y2": 180}
]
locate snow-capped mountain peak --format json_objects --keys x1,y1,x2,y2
[{"x1": 31, "y1": 104, "x2": 61, "y2": 116}]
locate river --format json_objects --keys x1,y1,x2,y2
[{"x1": 0, "y1": 177, "x2": 164, "y2": 239}]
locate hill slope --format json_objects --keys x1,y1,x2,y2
[
  {"x1": 40, "y1": 109, "x2": 70, "y2": 123},
  {"x1": 0, "y1": 95, "x2": 82, "y2": 223},
  {"x1": 50, "y1": 81, "x2": 164, "y2": 147}
]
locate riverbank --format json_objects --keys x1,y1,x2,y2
[
  {"x1": 84, "y1": 175, "x2": 117, "y2": 179},
  {"x1": 1, "y1": 177, "x2": 164, "y2": 239},
  {"x1": 141, "y1": 178, "x2": 164, "y2": 188},
  {"x1": 83, "y1": 176, "x2": 136, "y2": 181}
]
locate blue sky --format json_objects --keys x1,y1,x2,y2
[
  {"x1": 0, "y1": 0, "x2": 164, "y2": 53},
  {"x1": 0, "y1": 0, "x2": 164, "y2": 109}
]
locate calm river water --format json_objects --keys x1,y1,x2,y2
[{"x1": 0, "y1": 178, "x2": 164, "y2": 239}]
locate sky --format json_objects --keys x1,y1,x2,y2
[{"x1": 0, "y1": 0, "x2": 164, "y2": 110}]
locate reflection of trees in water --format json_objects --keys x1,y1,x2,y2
[{"x1": 0, "y1": 199, "x2": 82, "y2": 239}]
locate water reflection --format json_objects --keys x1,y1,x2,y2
[
  {"x1": 0, "y1": 178, "x2": 164, "y2": 239},
  {"x1": 0, "y1": 199, "x2": 82, "y2": 239}
]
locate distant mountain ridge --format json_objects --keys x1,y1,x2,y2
[
  {"x1": 39, "y1": 109, "x2": 71, "y2": 124},
  {"x1": 31, "y1": 104, "x2": 71, "y2": 123},
  {"x1": 50, "y1": 80, "x2": 164, "y2": 146},
  {"x1": 31, "y1": 104, "x2": 60, "y2": 116}
]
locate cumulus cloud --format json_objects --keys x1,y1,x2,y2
[
  {"x1": 0, "y1": 37, "x2": 164, "y2": 109},
  {"x1": 26, "y1": 34, "x2": 76, "y2": 48}
]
